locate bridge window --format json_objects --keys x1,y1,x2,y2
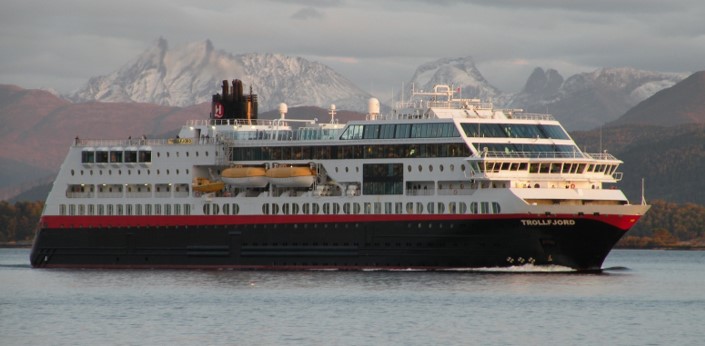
[
  {"x1": 81, "y1": 150, "x2": 95, "y2": 163},
  {"x1": 462, "y1": 123, "x2": 569, "y2": 140}
]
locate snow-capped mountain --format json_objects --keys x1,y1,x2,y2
[
  {"x1": 70, "y1": 38, "x2": 373, "y2": 112},
  {"x1": 506, "y1": 67, "x2": 687, "y2": 130},
  {"x1": 69, "y1": 38, "x2": 688, "y2": 131},
  {"x1": 393, "y1": 56, "x2": 501, "y2": 104}
]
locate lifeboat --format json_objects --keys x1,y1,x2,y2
[
  {"x1": 266, "y1": 166, "x2": 316, "y2": 187},
  {"x1": 192, "y1": 177, "x2": 225, "y2": 193},
  {"x1": 221, "y1": 166, "x2": 268, "y2": 187}
]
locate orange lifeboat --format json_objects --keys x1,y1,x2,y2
[
  {"x1": 222, "y1": 166, "x2": 268, "y2": 187},
  {"x1": 192, "y1": 177, "x2": 225, "y2": 193},
  {"x1": 266, "y1": 166, "x2": 316, "y2": 187}
]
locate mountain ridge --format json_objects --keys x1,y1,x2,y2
[
  {"x1": 70, "y1": 38, "x2": 373, "y2": 112},
  {"x1": 609, "y1": 71, "x2": 705, "y2": 127},
  {"x1": 506, "y1": 67, "x2": 687, "y2": 130},
  {"x1": 67, "y1": 38, "x2": 689, "y2": 132}
]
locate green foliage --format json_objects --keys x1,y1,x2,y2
[
  {"x1": 619, "y1": 199, "x2": 705, "y2": 248},
  {"x1": 0, "y1": 200, "x2": 44, "y2": 244},
  {"x1": 572, "y1": 124, "x2": 705, "y2": 204}
]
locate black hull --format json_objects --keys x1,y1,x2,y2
[{"x1": 30, "y1": 216, "x2": 629, "y2": 271}]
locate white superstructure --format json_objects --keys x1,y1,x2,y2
[{"x1": 46, "y1": 84, "x2": 646, "y2": 221}]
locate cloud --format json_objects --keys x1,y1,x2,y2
[
  {"x1": 291, "y1": 7, "x2": 325, "y2": 20},
  {"x1": 320, "y1": 56, "x2": 359, "y2": 64},
  {"x1": 1, "y1": 0, "x2": 704, "y2": 99},
  {"x1": 411, "y1": 0, "x2": 683, "y2": 13}
]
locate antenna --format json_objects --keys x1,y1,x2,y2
[
  {"x1": 600, "y1": 123, "x2": 603, "y2": 153},
  {"x1": 641, "y1": 178, "x2": 647, "y2": 205},
  {"x1": 401, "y1": 81, "x2": 404, "y2": 106}
]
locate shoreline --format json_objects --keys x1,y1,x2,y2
[{"x1": 0, "y1": 242, "x2": 32, "y2": 248}]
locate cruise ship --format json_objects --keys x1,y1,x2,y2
[{"x1": 30, "y1": 79, "x2": 649, "y2": 271}]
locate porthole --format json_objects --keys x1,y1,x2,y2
[
  {"x1": 428, "y1": 165, "x2": 433, "y2": 172},
  {"x1": 450, "y1": 164, "x2": 455, "y2": 172},
  {"x1": 196, "y1": 152, "x2": 199, "y2": 157},
  {"x1": 335, "y1": 167, "x2": 339, "y2": 173},
  {"x1": 345, "y1": 167, "x2": 349, "y2": 173},
  {"x1": 440, "y1": 165, "x2": 444, "y2": 172},
  {"x1": 157, "y1": 169, "x2": 160, "y2": 174},
  {"x1": 71, "y1": 169, "x2": 75, "y2": 176},
  {"x1": 418, "y1": 165, "x2": 422, "y2": 172},
  {"x1": 186, "y1": 152, "x2": 190, "y2": 157},
  {"x1": 408, "y1": 165, "x2": 412, "y2": 172},
  {"x1": 176, "y1": 169, "x2": 179, "y2": 175},
  {"x1": 166, "y1": 152, "x2": 170, "y2": 158},
  {"x1": 461, "y1": 164, "x2": 466, "y2": 171},
  {"x1": 356, "y1": 167, "x2": 359, "y2": 172},
  {"x1": 205, "y1": 151, "x2": 209, "y2": 157},
  {"x1": 166, "y1": 169, "x2": 170, "y2": 175},
  {"x1": 176, "y1": 152, "x2": 180, "y2": 157},
  {"x1": 157, "y1": 152, "x2": 160, "y2": 158}
]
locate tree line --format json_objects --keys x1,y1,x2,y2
[
  {"x1": 618, "y1": 199, "x2": 705, "y2": 249},
  {"x1": 1, "y1": 199, "x2": 704, "y2": 248},
  {"x1": 0, "y1": 201, "x2": 43, "y2": 244}
]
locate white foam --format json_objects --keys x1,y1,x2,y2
[{"x1": 442, "y1": 264, "x2": 576, "y2": 273}]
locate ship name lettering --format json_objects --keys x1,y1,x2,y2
[{"x1": 521, "y1": 219, "x2": 575, "y2": 226}]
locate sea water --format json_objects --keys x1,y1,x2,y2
[{"x1": 1, "y1": 248, "x2": 703, "y2": 345}]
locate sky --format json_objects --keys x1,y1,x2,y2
[{"x1": 2, "y1": 0, "x2": 705, "y2": 100}]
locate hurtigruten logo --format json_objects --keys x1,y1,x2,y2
[{"x1": 521, "y1": 219, "x2": 576, "y2": 226}]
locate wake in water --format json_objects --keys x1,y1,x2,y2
[
  {"x1": 0, "y1": 264, "x2": 32, "y2": 269},
  {"x1": 309, "y1": 265, "x2": 578, "y2": 273},
  {"x1": 602, "y1": 266, "x2": 631, "y2": 272},
  {"x1": 442, "y1": 264, "x2": 576, "y2": 273}
]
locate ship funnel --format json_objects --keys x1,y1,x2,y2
[
  {"x1": 221, "y1": 80, "x2": 229, "y2": 99},
  {"x1": 233, "y1": 79, "x2": 243, "y2": 102},
  {"x1": 210, "y1": 78, "x2": 259, "y2": 120}
]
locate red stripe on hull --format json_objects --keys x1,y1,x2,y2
[{"x1": 40, "y1": 213, "x2": 642, "y2": 231}]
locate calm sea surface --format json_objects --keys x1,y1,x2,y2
[{"x1": 1, "y1": 248, "x2": 703, "y2": 345}]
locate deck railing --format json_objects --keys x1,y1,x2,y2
[{"x1": 473, "y1": 151, "x2": 619, "y2": 161}]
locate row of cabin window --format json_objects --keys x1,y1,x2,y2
[
  {"x1": 255, "y1": 201, "x2": 501, "y2": 216},
  {"x1": 82, "y1": 150, "x2": 151, "y2": 163},
  {"x1": 477, "y1": 161, "x2": 618, "y2": 175},
  {"x1": 60, "y1": 203, "x2": 192, "y2": 216},
  {"x1": 461, "y1": 123, "x2": 570, "y2": 140},
  {"x1": 222, "y1": 128, "x2": 344, "y2": 141},
  {"x1": 474, "y1": 143, "x2": 583, "y2": 158},
  {"x1": 65, "y1": 183, "x2": 190, "y2": 198},
  {"x1": 340, "y1": 123, "x2": 461, "y2": 140},
  {"x1": 70, "y1": 168, "x2": 190, "y2": 177},
  {"x1": 232, "y1": 142, "x2": 471, "y2": 161}
]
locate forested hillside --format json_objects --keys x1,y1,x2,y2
[{"x1": 571, "y1": 124, "x2": 705, "y2": 204}]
